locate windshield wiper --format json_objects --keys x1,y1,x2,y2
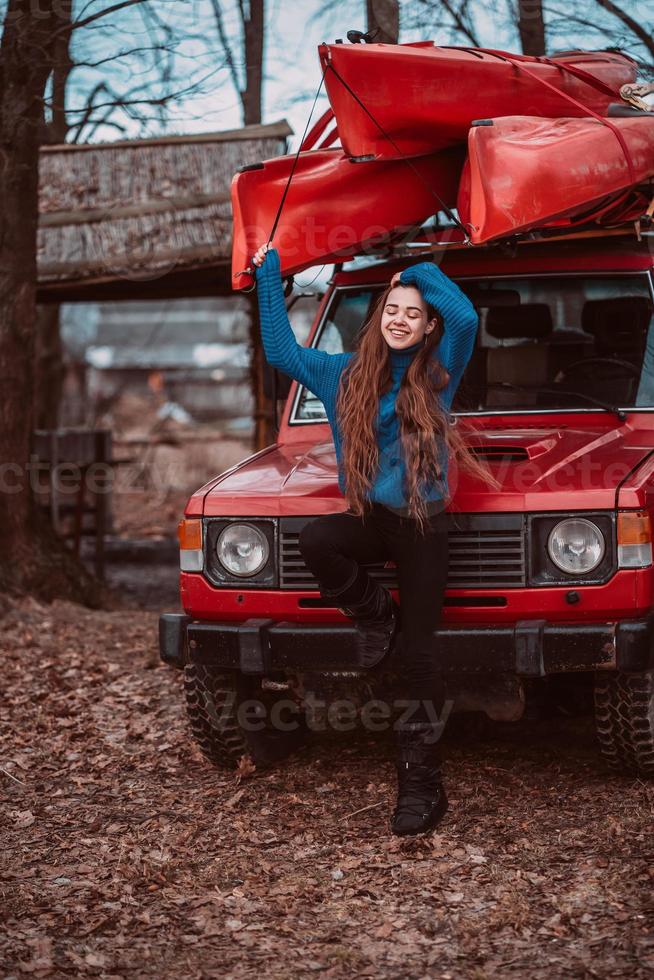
[{"x1": 486, "y1": 382, "x2": 629, "y2": 421}]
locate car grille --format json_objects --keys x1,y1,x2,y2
[{"x1": 279, "y1": 514, "x2": 526, "y2": 591}]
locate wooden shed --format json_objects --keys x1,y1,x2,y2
[{"x1": 37, "y1": 120, "x2": 292, "y2": 303}]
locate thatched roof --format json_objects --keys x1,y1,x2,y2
[{"x1": 37, "y1": 120, "x2": 292, "y2": 301}]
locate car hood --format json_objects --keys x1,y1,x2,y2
[{"x1": 198, "y1": 419, "x2": 654, "y2": 516}]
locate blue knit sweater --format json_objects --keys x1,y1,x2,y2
[{"x1": 254, "y1": 248, "x2": 478, "y2": 515}]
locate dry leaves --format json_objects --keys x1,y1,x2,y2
[{"x1": 1, "y1": 593, "x2": 653, "y2": 978}]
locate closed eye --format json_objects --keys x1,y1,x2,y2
[{"x1": 385, "y1": 304, "x2": 422, "y2": 316}]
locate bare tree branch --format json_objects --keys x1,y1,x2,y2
[
  {"x1": 440, "y1": 0, "x2": 480, "y2": 46},
  {"x1": 63, "y1": 65, "x2": 229, "y2": 117},
  {"x1": 72, "y1": 45, "x2": 175, "y2": 70},
  {"x1": 53, "y1": 0, "x2": 149, "y2": 40},
  {"x1": 76, "y1": 115, "x2": 128, "y2": 142},
  {"x1": 64, "y1": 80, "x2": 110, "y2": 142},
  {"x1": 407, "y1": 0, "x2": 480, "y2": 47},
  {"x1": 545, "y1": 4, "x2": 615, "y2": 36},
  {"x1": 590, "y1": 0, "x2": 654, "y2": 59},
  {"x1": 210, "y1": 0, "x2": 242, "y2": 98}
]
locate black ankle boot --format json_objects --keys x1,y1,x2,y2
[
  {"x1": 390, "y1": 722, "x2": 449, "y2": 837},
  {"x1": 337, "y1": 576, "x2": 399, "y2": 669}
]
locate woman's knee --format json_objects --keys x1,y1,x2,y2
[{"x1": 298, "y1": 516, "x2": 335, "y2": 561}]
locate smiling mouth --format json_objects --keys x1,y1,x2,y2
[{"x1": 388, "y1": 328, "x2": 410, "y2": 338}]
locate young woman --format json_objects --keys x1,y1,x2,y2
[{"x1": 252, "y1": 242, "x2": 495, "y2": 836}]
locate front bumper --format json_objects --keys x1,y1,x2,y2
[{"x1": 159, "y1": 613, "x2": 654, "y2": 676}]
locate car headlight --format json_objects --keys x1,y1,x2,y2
[
  {"x1": 216, "y1": 523, "x2": 269, "y2": 577},
  {"x1": 547, "y1": 518, "x2": 605, "y2": 575}
]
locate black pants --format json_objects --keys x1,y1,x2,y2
[{"x1": 298, "y1": 503, "x2": 449, "y2": 721}]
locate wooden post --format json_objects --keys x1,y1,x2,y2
[{"x1": 93, "y1": 430, "x2": 110, "y2": 581}]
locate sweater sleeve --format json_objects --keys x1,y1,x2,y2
[
  {"x1": 254, "y1": 247, "x2": 341, "y2": 399},
  {"x1": 399, "y1": 261, "x2": 479, "y2": 387}
]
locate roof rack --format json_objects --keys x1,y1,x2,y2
[{"x1": 359, "y1": 222, "x2": 643, "y2": 262}]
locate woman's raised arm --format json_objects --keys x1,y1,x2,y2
[
  {"x1": 399, "y1": 261, "x2": 479, "y2": 389},
  {"x1": 253, "y1": 245, "x2": 343, "y2": 397}
]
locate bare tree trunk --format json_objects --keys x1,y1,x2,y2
[
  {"x1": 0, "y1": 0, "x2": 100, "y2": 601},
  {"x1": 248, "y1": 293, "x2": 273, "y2": 449},
  {"x1": 34, "y1": 305, "x2": 65, "y2": 429},
  {"x1": 366, "y1": 0, "x2": 400, "y2": 43},
  {"x1": 239, "y1": 0, "x2": 274, "y2": 448},
  {"x1": 211, "y1": 0, "x2": 272, "y2": 447},
  {"x1": 242, "y1": 0, "x2": 265, "y2": 126},
  {"x1": 50, "y1": 26, "x2": 73, "y2": 142},
  {"x1": 34, "y1": 5, "x2": 73, "y2": 433},
  {"x1": 517, "y1": 0, "x2": 547, "y2": 56}
]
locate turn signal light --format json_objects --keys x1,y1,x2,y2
[
  {"x1": 617, "y1": 510, "x2": 652, "y2": 568},
  {"x1": 177, "y1": 518, "x2": 203, "y2": 571},
  {"x1": 178, "y1": 518, "x2": 202, "y2": 549}
]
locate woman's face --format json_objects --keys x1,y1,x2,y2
[{"x1": 380, "y1": 285, "x2": 437, "y2": 351}]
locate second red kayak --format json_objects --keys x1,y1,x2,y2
[
  {"x1": 231, "y1": 146, "x2": 464, "y2": 289},
  {"x1": 457, "y1": 115, "x2": 654, "y2": 244},
  {"x1": 320, "y1": 42, "x2": 637, "y2": 159}
]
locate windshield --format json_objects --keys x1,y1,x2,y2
[{"x1": 293, "y1": 274, "x2": 654, "y2": 421}]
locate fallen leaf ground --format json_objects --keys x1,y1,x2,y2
[{"x1": 2, "y1": 595, "x2": 653, "y2": 978}]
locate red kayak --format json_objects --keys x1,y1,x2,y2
[
  {"x1": 231, "y1": 146, "x2": 464, "y2": 289},
  {"x1": 457, "y1": 115, "x2": 654, "y2": 244},
  {"x1": 319, "y1": 42, "x2": 637, "y2": 159}
]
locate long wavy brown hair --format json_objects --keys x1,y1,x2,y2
[{"x1": 335, "y1": 282, "x2": 501, "y2": 533}]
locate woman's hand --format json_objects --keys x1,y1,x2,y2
[
  {"x1": 390, "y1": 271, "x2": 402, "y2": 288},
  {"x1": 252, "y1": 243, "x2": 270, "y2": 268}
]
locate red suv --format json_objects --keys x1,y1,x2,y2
[{"x1": 160, "y1": 232, "x2": 654, "y2": 777}]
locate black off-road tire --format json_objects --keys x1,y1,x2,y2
[
  {"x1": 184, "y1": 664, "x2": 248, "y2": 768},
  {"x1": 593, "y1": 669, "x2": 654, "y2": 777},
  {"x1": 183, "y1": 664, "x2": 307, "y2": 771}
]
